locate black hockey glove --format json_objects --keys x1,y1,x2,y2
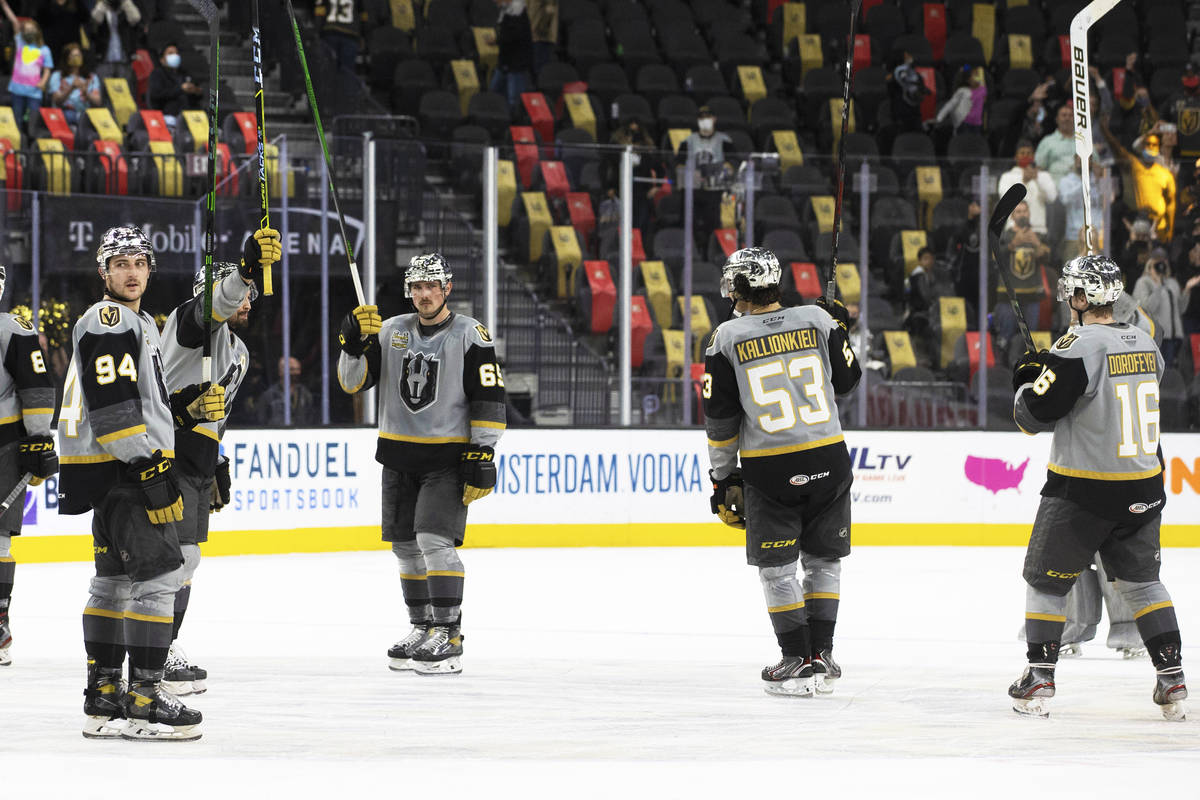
[
  {"x1": 1011, "y1": 349, "x2": 1047, "y2": 393},
  {"x1": 210, "y1": 455, "x2": 231, "y2": 513},
  {"x1": 710, "y1": 469, "x2": 745, "y2": 529},
  {"x1": 338, "y1": 305, "x2": 382, "y2": 356},
  {"x1": 240, "y1": 226, "x2": 282, "y2": 282},
  {"x1": 815, "y1": 295, "x2": 850, "y2": 331},
  {"x1": 17, "y1": 435, "x2": 58, "y2": 486},
  {"x1": 170, "y1": 382, "x2": 226, "y2": 429},
  {"x1": 127, "y1": 450, "x2": 183, "y2": 526},
  {"x1": 460, "y1": 444, "x2": 496, "y2": 505}
]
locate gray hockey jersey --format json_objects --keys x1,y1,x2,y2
[
  {"x1": 58, "y1": 300, "x2": 176, "y2": 514},
  {"x1": 1014, "y1": 322, "x2": 1166, "y2": 521},
  {"x1": 0, "y1": 313, "x2": 55, "y2": 445},
  {"x1": 704, "y1": 305, "x2": 861, "y2": 501},
  {"x1": 160, "y1": 270, "x2": 251, "y2": 476},
  {"x1": 338, "y1": 312, "x2": 506, "y2": 473}
]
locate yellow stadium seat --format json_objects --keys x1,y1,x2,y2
[
  {"x1": 810, "y1": 195, "x2": 835, "y2": 235},
  {"x1": 900, "y1": 230, "x2": 928, "y2": 277},
  {"x1": 835, "y1": 263, "x2": 860, "y2": 304},
  {"x1": 451, "y1": 60, "x2": 479, "y2": 116},
  {"x1": 548, "y1": 225, "x2": 582, "y2": 299},
  {"x1": 521, "y1": 192, "x2": 552, "y2": 263},
  {"x1": 771, "y1": 130, "x2": 803, "y2": 172},
  {"x1": 102, "y1": 77, "x2": 138, "y2": 128},
  {"x1": 149, "y1": 140, "x2": 183, "y2": 197},
  {"x1": 0, "y1": 106, "x2": 22, "y2": 149},
  {"x1": 668, "y1": 128, "x2": 692, "y2": 154},
  {"x1": 782, "y1": 3, "x2": 806, "y2": 50},
  {"x1": 36, "y1": 138, "x2": 70, "y2": 195},
  {"x1": 86, "y1": 107, "x2": 122, "y2": 143},
  {"x1": 497, "y1": 160, "x2": 516, "y2": 227},
  {"x1": 829, "y1": 98, "x2": 856, "y2": 156},
  {"x1": 884, "y1": 330, "x2": 918, "y2": 373},
  {"x1": 564, "y1": 93, "x2": 596, "y2": 140},
  {"x1": 797, "y1": 34, "x2": 822, "y2": 80},
  {"x1": 180, "y1": 110, "x2": 208, "y2": 152},
  {"x1": 939, "y1": 296, "x2": 966, "y2": 368},
  {"x1": 737, "y1": 66, "x2": 766, "y2": 107},
  {"x1": 1008, "y1": 34, "x2": 1032, "y2": 71},
  {"x1": 389, "y1": 0, "x2": 415, "y2": 32},
  {"x1": 677, "y1": 295, "x2": 713, "y2": 362},
  {"x1": 972, "y1": 3, "x2": 995, "y2": 64},
  {"x1": 915, "y1": 165, "x2": 943, "y2": 230},
  {"x1": 639, "y1": 260, "x2": 675, "y2": 327},
  {"x1": 473, "y1": 27, "x2": 498, "y2": 74}
]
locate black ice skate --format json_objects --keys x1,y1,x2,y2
[
  {"x1": 1152, "y1": 644, "x2": 1188, "y2": 722},
  {"x1": 812, "y1": 648, "x2": 841, "y2": 695},
  {"x1": 762, "y1": 656, "x2": 815, "y2": 698},
  {"x1": 411, "y1": 625, "x2": 463, "y2": 675},
  {"x1": 1008, "y1": 664, "x2": 1055, "y2": 718},
  {"x1": 388, "y1": 623, "x2": 431, "y2": 671},
  {"x1": 82, "y1": 660, "x2": 127, "y2": 739},
  {"x1": 122, "y1": 668, "x2": 203, "y2": 741},
  {"x1": 162, "y1": 643, "x2": 207, "y2": 696},
  {"x1": 0, "y1": 611, "x2": 11, "y2": 666}
]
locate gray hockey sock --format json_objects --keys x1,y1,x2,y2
[
  {"x1": 392, "y1": 541, "x2": 431, "y2": 624},
  {"x1": 417, "y1": 533, "x2": 463, "y2": 625}
]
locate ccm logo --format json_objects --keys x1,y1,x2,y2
[
  {"x1": 1046, "y1": 569, "x2": 1082, "y2": 580},
  {"x1": 1129, "y1": 500, "x2": 1163, "y2": 514},
  {"x1": 789, "y1": 471, "x2": 830, "y2": 486},
  {"x1": 760, "y1": 539, "x2": 797, "y2": 549}
]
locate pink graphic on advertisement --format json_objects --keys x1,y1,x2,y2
[{"x1": 963, "y1": 456, "x2": 1029, "y2": 494}]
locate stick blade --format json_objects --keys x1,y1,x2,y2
[{"x1": 989, "y1": 183, "x2": 1027, "y2": 237}]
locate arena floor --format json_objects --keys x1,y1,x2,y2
[{"x1": 4, "y1": 545, "x2": 1199, "y2": 798}]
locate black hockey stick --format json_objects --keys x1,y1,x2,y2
[
  {"x1": 188, "y1": 0, "x2": 220, "y2": 384},
  {"x1": 251, "y1": 0, "x2": 273, "y2": 296},
  {"x1": 0, "y1": 473, "x2": 31, "y2": 514},
  {"x1": 827, "y1": 0, "x2": 863, "y2": 302},
  {"x1": 284, "y1": 0, "x2": 366, "y2": 306},
  {"x1": 987, "y1": 183, "x2": 1036, "y2": 352}
]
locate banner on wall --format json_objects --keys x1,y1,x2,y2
[{"x1": 23, "y1": 429, "x2": 1200, "y2": 538}]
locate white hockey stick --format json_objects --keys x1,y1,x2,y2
[
  {"x1": 1070, "y1": 0, "x2": 1123, "y2": 254},
  {"x1": 0, "y1": 473, "x2": 32, "y2": 515}
]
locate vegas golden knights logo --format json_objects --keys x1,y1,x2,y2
[
  {"x1": 1180, "y1": 107, "x2": 1200, "y2": 137},
  {"x1": 399, "y1": 351, "x2": 439, "y2": 412},
  {"x1": 99, "y1": 306, "x2": 121, "y2": 328},
  {"x1": 1011, "y1": 247, "x2": 1036, "y2": 281}
]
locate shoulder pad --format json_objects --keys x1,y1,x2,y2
[
  {"x1": 81, "y1": 301, "x2": 137, "y2": 334},
  {"x1": 0, "y1": 312, "x2": 34, "y2": 334}
]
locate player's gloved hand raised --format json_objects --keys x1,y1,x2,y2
[
  {"x1": 128, "y1": 450, "x2": 183, "y2": 526},
  {"x1": 171, "y1": 382, "x2": 225, "y2": 428},
  {"x1": 17, "y1": 435, "x2": 57, "y2": 486},
  {"x1": 1012, "y1": 349, "x2": 1047, "y2": 392},
  {"x1": 710, "y1": 469, "x2": 745, "y2": 529},
  {"x1": 239, "y1": 227, "x2": 282, "y2": 281},
  {"x1": 210, "y1": 455, "x2": 231, "y2": 513},
  {"x1": 815, "y1": 295, "x2": 850, "y2": 331},
  {"x1": 338, "y1": 305, "x2": 382, "y2": 356},
  {"x1": 460, "y1": 444, "x2": 496, "y2": 505}
]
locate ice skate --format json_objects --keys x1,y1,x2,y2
[
  {"x1": 162, "y1": 644, "x2": 198, "y2": 696},
  {"x1": 121, "y1": 668, "x2": 203, "y2": 741},
  {"x1": 1119, "y1": 646, "x2": 1147, "y2": 660},
  {"x1": 0, "y1": 613, "x2": 11, "y2": 666},
  {"x1": 762, "y1": 656, "x2": 815, "y2": 698},
  {"x1": 1152, "y1": 644, "x2": 1187, "y2": 721},
  {"x1": 812, "y1": 648, "x2": 840, "y2": 695},
  {"x1": 388, "y1": 623, "x2": 430, "y2": 671},
  {"x1": 82, "y1": 661, "x2": 127, "y2": 739},
  {"x1": 1059, "y1": 643, "x2": 1083, "y2": 658},
  {"x1": 411, "y1": 625, "x2": 463, "y2": 675},
  {"x1": 1008, "y1": 664, "x2": 1055, "y2": 718}
]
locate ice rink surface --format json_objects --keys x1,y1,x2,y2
[{"x1": 3, "y1": 545, "x2": 1199, "y2": 799}]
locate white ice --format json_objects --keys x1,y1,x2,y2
[{"x1": 3, "y1": 546, "x2": 1199, "y2": 799}]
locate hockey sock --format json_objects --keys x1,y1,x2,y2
[
  {"x1": 172, "y1": 583, "x2": 191, "y2": 641},
  {"x1": 124, "y1": 574, "x2": 178, "y2": 672},
  {"x1": 809, "y1": 619, "x2": 836, "y2": 653},
  {"x1": 417, "y1": 533, "x2": 463, "y2": 625},
  {"x1": 1144, "y1": 632, "x2": 1183, "y2": 669},
  {"x1": 0, "y1": 533, "x2": 13, "y2": 616},
  {"x1": 759, "y1": 563, "x2": 808, "y2": 655},
  {"x1": 392, "y1": 541, "x2": 432, "y2": 624},
  {"x1": 1026, "y1": 641, "x2": 1061, "y2": 665},
  {"x1": 172, "y1": 544, "x2": 201, "y2": 641},
  {"x1": 801, "y1": 555, "x2": 840, "y2": 650},
  {"x1": 84, "y1": 576, "x2": 128, "y2": 669},
  {"x1": 776, "y1": 624, "x2": 811, "y2": 659},
  {"x1": 1024, "y1": 585, "x2": 1068, "y2": 646},
  {"x1": 1116, "y1": 580, "x2": 1179, "y2": 644}
]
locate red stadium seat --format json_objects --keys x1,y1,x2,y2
[
  {"x1": 567, "y1": 191, "x2": 595, "y2": 246},
  {"x1": 923, "y1": 3, "x2": 946, "y2": 62},
  {"x1": 231, "y1": 112, "x2": 259, "y2": 155},
  {"x1": 510, "y1": 125, "x2": 540, "y2": 189},
  {"x1": 93, "y1": 140, "x2": 128, "y2": 195},
  {"x1": 132, "y1": 49, "x2": 154, "y2": 106},
  {"x1": 581, "y1": 259, "x2": 616, "y2": 333},
  {"x1": 1190, "y1": 334, "x2": 1200, "y2": 377},
  {"x1": 916, "y1": 66, "x2": 937, "y2": 121},
  {"x1": 630, "y1": 295, "x2": 654, "y2": 368},
  {"x1": 38, "y1": 108, "x2": 75, "y2": 150},
  {"x1": 790, "y1": 262, "x2": 822, "y2": 300},
  {"x1": 713, "y1": 228, "x2": 739, "y2": 260},
  {"x1": 1058, "y1": 35, "x2": 1070, "y2": 70},
  {"x1": 540, "y1": 160, "x2": 570, "y2": 200},
  {"x1": 964, "y1": 331, "x2": 995, "y2": 381},
  {"x1": 520, "y1": 92, "x2": 555, "y2": 146},
  {"x1": 853, "y1": 35, "x2": 871, "y2": 73}
]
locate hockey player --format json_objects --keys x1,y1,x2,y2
[
  {"x1": 702, "y1": 248, "x2": 861, "y2": 697},
  {"x1": 0, "y1": 264, "x2": 59, "y2": 666},
  {"x1": 60, "y1": 226, "x2": 225, "y2": 740},
  {"x1": 337, "y1": 253, "x2": 505, "y2": 675},
  {"x1": 1009, "y1": 254, "x2": 1187, "y2": 721},
  {"x1": 158, "y1": 227, "x2": 281, "y2": 695}
]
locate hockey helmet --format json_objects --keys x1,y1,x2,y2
[
  {"x1": 193, "y1": 262, "x2": 258, "y2": 301},
  {"x1": 96, "y1": 225, "x2": 156, "y2": 273},
  {"x1": 720, "y1": 247, "x2": 781, "y2": 298},
  {"x1": 1057, "y1": 254, "x2": 1123, "y2": 306},
  {"x1": 404, "y1": 252, "x2": 453, "y2": 298}
]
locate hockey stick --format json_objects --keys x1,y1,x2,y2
[
  {"x1": 188, "y1": 0, "x2": 220, "y2": 384},
  {"x1": 251, "y1": 0, "x2": 273, "y2": 296},
  {"x1": 0, "y1": 473, "x2": 32, "y2": 515},
  {"x1": 987, "y1": 183, "x2": 1035, "y2": 352},
  {"x1": 827, "y1": 0, "x2": 863, "y2": 302},
  {"x1": 1070, "y1": 0, "x2": 1122, "y2": 254},
  {"x1": 283, "y1": 0, "x2": 366, "y2": 306}
]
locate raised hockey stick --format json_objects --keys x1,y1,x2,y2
[
  {"x1": 827, "y1": 0, "x2": 864, "y2": 302},
  {"x1": 0, "y1": 473, "x2": 32, "y2": 515},
  {"x1": 188, "y1": 0, "x2": 220, "y2": 384},
  {"x1": 284, "y1": 0, "x2": 366, "y2": 306},
  {"x1": 251, "y1": 0, "x2": 273, "y2": 296},
  {"x1": 1070, "y1": 0, "x2": 1123, "y2": 254},
  {"x1": 987, "y1": 183, "x2": 1035, "y2": 352}
]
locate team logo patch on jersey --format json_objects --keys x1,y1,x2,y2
[
  {"x1": 1181, "y1": 107, "x2": 1200, "y2": 137},
  {"x1": 13, "y1": 316, "x2": 32, "y2": 331},
  {"x1": 475, "y1": 324, "x2": 492, "y2": 343},
  {"x1": 1054, "y1": 331, "x2": 1079, "y2": 351},
  {"x1": 399, "y1": 351, "x2": 439, "y2": 412},
  {"x1": 391, "y1": 331, "x2": 410, "y2": 350},
  {"x1": 98, "y1": 306, "x2": 121, "y2": 328}
]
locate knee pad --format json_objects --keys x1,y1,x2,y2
[
  {"x1": 1026, "y1": 584, "x2": 1069, "y2": 618},
  {"x1": 131, "y1": 566, "x2": 188, "y2": 617},
  {"x1": 416, "y1": 532, "x2": 462, "y2": 573},
  {"x1": 87, "y1": 575, "x2": 131, "y2": 613},
  {"x1": 801, "y1": 554, "x2": 841, "y2": 594},
  {"x1": 1113, "y1": 579, "x2": 1171, "y2": 614},
  {"x1": 758, "y1": 562, "x2": 802, "y2": 608},
  {"x1": 0, "y1": 533, "x2": 10, "y2": 558},
  {"x1": 178, "y1": 544, "x2": 201, "y2": 585},
  {"x1": 392, "y1": 540, "x2": 425, "y2": 574}
]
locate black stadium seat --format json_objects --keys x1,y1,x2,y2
[
  {"x1": 587, "y1": 63, "x2": 631, "y2": 107},
  {"x1": 685, "y1": 65, "x2": 729, "y2": 104},
  {"x1": 468, "y1": 92, "x2": 512, "y2": 139},
  {"x1": 392, "y1": 60, "x2": 437, "y2": 117},
  {"x1": 636, "y1": 65, "x2": 682, "y2": 110}
]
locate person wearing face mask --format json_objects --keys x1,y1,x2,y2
[
  {"x1": 677, "y1": 107, "x2": 734, "y2": 249},
  {"x1": 149, "y1": 43, "x2": 203, "y2": 131},
  {"x1": 998, "y1": 140, "x2": 1057, "y2": 235},
  {"x1": 1101, "y1": 117, "x2": 1177, "y2": 242},
  {"x1": 49, "y1": 42, "x2": 100, "y2": 125},
  {"x1": 1, "y1": 2, "x2": 54, "y2": 130}
]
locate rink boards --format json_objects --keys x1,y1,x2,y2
[{"x1": 13, "y1": 428, "x2": 1200, "y2": 562}]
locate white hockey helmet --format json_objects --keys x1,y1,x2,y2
[
  {"x1": 96, "y1": 225, "x2": 156, "y2": 273},
  {"x1": 1057, "y1": 253, "x2": 1123, "y2": 306},
  {"x1": 404, "y1": 252, "x2": 453, "y2": 298},
  {"x1": 193, "y1": 262, "x2": 258, "y2": 301},
  {"x1": 721, "y1": 247, "x2": 781, "y2": 298}
]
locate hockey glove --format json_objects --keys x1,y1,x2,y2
[
  {"x1": 210, "y1": 456, "x2": 231, "y2": 513},
  {"x1": 170, "y1": 382, "x2": 226, "y2": 428},
  {"x1": 338, "y1": 305, "x2": 382, "y2": 356},
  {"x1": 710, "y1": 469, "x2": 745, "y2": 529},
  {"x1": 239, "y1": 226, "x2": 282, "y2": 281},
  {"x1": 460, "y1": 444, "x2": 496, "y2": 505},
  {"x1": 17, "y1": 435, "x2": 58, "y2": 487},
  {"x1": 815, "y1": 295, "x2": 850, "y2": 332},
  {"x1": 128, "y1": 451, "x2": 183, "y2": 526},
  {"x1": 1011, "y1": 349, "x2": 1047, "y2": 393}
]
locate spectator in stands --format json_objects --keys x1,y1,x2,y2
[
  {"x1": 1158, "y1": 59, "x2": 1200, "y2": 128},
  {"x1": 927, "y1": 65, "x2": 985, "y2": 151},
  {"x1": 1, "y1": 3, "x2": 53, "y2": 130},
  {"x1": 1118, "y1": 216, "x2": 1155, "y2": 284},
  {"x1": 1036, "y1": 104, "x2": 1076, "y2": 181},
  {"x1": 48, "y1": 41, "x2": 100, "y2": 125},
  {"x1": 607, "y1": 118, "x2": 660, "y2": 232},
  {"x1": 527, "y1": 0, "x2": 557, "y2": 76},
  {"x1": 257, "y1": 356, "x2": 318, "y2": 427},
  {"x1": 33, "y1": 0, "x2": 87, "y2": 66},
  {"x1": 994, "y1": 200, "x2": 1050, "y2": 345},
  {"x1": 1057, "y1": 155, "x2": 1104, "y2": 263},
  {"x1": 677, "y1": 106, "x2": 733, "y2": 249},
  {"x1": 149, "y1": 42, "x2": 202, "y2": 131},
  {"x1": 1133, "y1": 247, "x2": 1185, "y2": 367},
  {"x1": 314, "y1": 0, "x2": 368, "y2": 74},
  {"x1": 1011, "y1": 78, "x2": 1055, "y2": 156},
  {"x1": 88, "y1": 0, "x2": 142, "y2": 68},
  {"x1": 488, "y1": 0, "x2": 534, "y2": 110},
  {"x1": 905, "y1": 246, "x2": 934, "y2": 316},
  {"x1": 949, "y1": 199, "x2": 983, "y2": 310},
  {"x1": 887, "y1": 49, "x2": 928, "y2": 135},
  {"x1": 1102, "y1": 118, "x2": 1177, "y2": 242},
  {"x1": 998, "y1": 140, "x2": 1057, "y2": 236},
  {"x1": 1179, "y1": 238, "x2": 1200, "y2": 336}
]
